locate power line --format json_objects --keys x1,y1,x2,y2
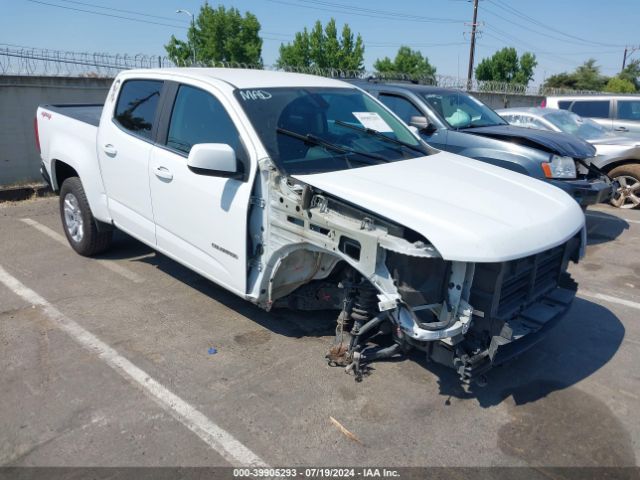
[
  {"x1": 482, "y1": 5, "x2": 618, "y2": 49},
  {"x1": 487, "y1": 0, "x2": 624, "y2": 48},
  {"x1": 25, "y1": 0, "x2": 189, "y2": 29},
  {"x1": 53, "y1": 0, "x2": 189, "y2": 23},
  {"x1": 265, "y1": 0, "x2": 464, "y2": 24}
]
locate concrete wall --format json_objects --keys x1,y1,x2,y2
[
  {"x1": 473, "y1": 92, "x2": 545, "y2": 110},
  {"x1": 0, "y1": 76, "x2": 111, "y2": 185},
  {"x1": 0, "y1": 75, "x2": 545, "y2": 186}
]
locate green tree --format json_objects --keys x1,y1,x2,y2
[
  {"x1": 374, "y1": 46, "x2": 437, "y2": 80},
  {"x1": 277, "y1": 19, "x2": 364, "y2": 71},
  {"x1": 475, "y1": 47, "x2": 538, "y2": 86},
  {"x1": 542, "y1": 59, "x2": 609, "y2": 92},
  {"x1": 604, "y1": 76, "x2": 636, "y2": 93},
  {"x1": 165, "y1": 4, "x2": 262, "y2": 66},
  {"x1": 543, "y1": 72, "x2": 578, "y2": 90},
  {"x1": 620, "y1": 59, "x2": 640, "y2": 90},
  {"x1": 572, "y1": 59, "x2": 607, "y2": 90}
]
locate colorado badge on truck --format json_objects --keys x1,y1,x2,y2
[{"x1": 35, "y1": 68, "x2": 586, "y2": 385}]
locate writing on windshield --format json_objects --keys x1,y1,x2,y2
[{"x1": 234, "y1": 87, "x2": 428, "y2": 175}]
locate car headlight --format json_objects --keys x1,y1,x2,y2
[{"x1": 542, "y1": 155, "x2": 576, "y2": 179}]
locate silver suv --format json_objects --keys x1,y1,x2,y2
[{"x1": 545, "y1": 95, "x2": 640, "y2": 135}]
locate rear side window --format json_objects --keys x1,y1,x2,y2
[
  {"x1": 378, "y1": 94, "x2": 423, "y2": 124},
  {"x1": 166, "y1": 85, "x2": 242, "y2": 156},
  {"x1": 617, "y1": 100, "x2": 640, "y2": 121},
  {"x1": 114, "y1": 80, "x2": 163, "y2": 139},
  {"x1": 570, "y1": 100, "x2": 610, "y2": 119},
  {"x1": 557, "y1": 101, "x2": 572, "y2": 110}
]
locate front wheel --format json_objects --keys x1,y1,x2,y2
[
  {"x1": 609, "y1": 164, "x2": 640, "y2": 209},
  {"x1": 59, "y1": 177, "x2": 113, "y2": 256}
]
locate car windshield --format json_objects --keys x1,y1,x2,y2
[
  {"x1": 234, "y1": 87, "x2": 428, "y2": 175},
  {"x1": 544, "y1": 110, "x2": 612, "y2": 140},
  {"x1": 422, "y1": 91, "x2": 507, "y2": 129}
]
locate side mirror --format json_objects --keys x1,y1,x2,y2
[
  {"x1": 409, "y1": 115, "x2": 432, "y2": 132},
  {"x1": 187, "y1": 143, "x2": 242, "y2": 179}
]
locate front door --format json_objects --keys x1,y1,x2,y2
[
  {"x1": 97, "y1": 79, "x2": 164, "y2": 244},
  {"x1": 148, "y1": 84, "x2": 253, "y2": 294},
  {"x1": 377, "y1": 92, "x2": 448, "y2": 150}
]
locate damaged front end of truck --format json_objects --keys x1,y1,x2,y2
[{"x1": 247, "y1": 159, "x2": 583, "y2": 386}]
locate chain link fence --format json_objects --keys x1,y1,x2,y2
[{"x1": 0, "y1": 44, "x2": 608, "y2": 97}]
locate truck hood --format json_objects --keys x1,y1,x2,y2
[
  {"x1": 293, "y1": 152, "x2": 585, "y2": 263},
  {"x1": 462, "y1": 125, "x2": 596, "y2": 159}
]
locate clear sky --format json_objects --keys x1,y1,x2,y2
[{"x1": 2, "y1": 0, "x2": 638, "y2": 85}]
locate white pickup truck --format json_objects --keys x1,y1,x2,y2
[{"x1": 36, "y1": 68, "x2": 585, "y2": 384}]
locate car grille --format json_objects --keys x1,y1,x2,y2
[{"x1": 469, "y1": 236, "x2": 578, "y2": 324}]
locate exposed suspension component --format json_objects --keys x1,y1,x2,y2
[{"x1": 326, "y1": 274, "x2": 404, "y2": 381}]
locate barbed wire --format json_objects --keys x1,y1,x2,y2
[{"x1": 1, "y1": 44, "x2": 616, "y2": 97}]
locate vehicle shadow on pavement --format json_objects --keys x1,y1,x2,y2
[
  {"x1": 101, "y1": 236, "x2": 339, "y2": 339},
  {"x1": 99, "y1": 232, "x2": 626, "y2": 404},
  {"x1": 427, "y1": 297, "x2": 625, "y2": 409},
  {"x1": 586, "y1": 211, "x2": 629, "y2": 245}
]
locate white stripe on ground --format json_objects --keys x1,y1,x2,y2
[
  {"x1": 20, "y1": 218, "x2": 144, "y2": 283},
  {"x1": 0, "y1": 264, "x2": 267, "y2": 467},
  {"x1": 585, "y1": 212, "x2": 640, "y2": 225},
  {"x1": 580, "y1": 290, "x2": 640, "y2": 311}
]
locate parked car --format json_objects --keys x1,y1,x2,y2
[
  {"x1": 498, "y1": 107, "x2": 640, "y2": 209},
  {"x1": 351, "y1": 80, "x2": 612, "y2": 209},
  {"x1": 545, "y1": 95, "x2": 640, "y2": 135},
  {"x1": 36, "y1": 68, "x2": 585, "y2": 385}
]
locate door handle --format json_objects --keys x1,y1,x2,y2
[
  {"x1": 614, "y1": 126, "x2": 629, "y2": 132},
  {"x1": 154, "y1": 166, "x2": 173, "y2": 181},
  {"x1": 103, "y1": 144, "x2": 117, "y2": 156}
]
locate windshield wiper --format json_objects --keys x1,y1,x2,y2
[
  {"x1": 334, "y1": 120, "x2": 428, "y2": 155},
  {"x1": 276, "y1": 127, "x2": 388, "y2": 163}
]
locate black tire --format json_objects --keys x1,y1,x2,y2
[
  {"x1": 608, "y1": 163, "x2": 640, "y2": 209},
  {"x1": 59, "y1": 177, "x2": 113, "y2": 256}
]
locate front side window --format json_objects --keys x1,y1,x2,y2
[
  {"x1": 378, "y1": 94, "x2": 423, "y2": 124},
  {"x1": 570, "y1": 100, "x2": 610, "y2": 119},
  {"x1": 166, "y1": 85, "x2": 242, "y2": 155},
  {"x1": 234, "y1": 87, "x2": 428, "y2": 175},
  {"x1": 617, "y1": 100, "x2": 640, "y2": 121},
  {"x1": 114, "y1": 80, "x2": 163, "y2": 139},
  {"x1": 422, "y1": 91, "x2": 506, "y2": 129}
]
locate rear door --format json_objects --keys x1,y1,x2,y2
[
  {"x1": 613, "y1": 99, "x2": 640, "y2": 134},
  {"x1": 97, "y1": 79, "x2": 164, "y2": 244},
  {"x1": 148, "y1": 82, "x2": 253, "y2": 294},
  {"x1": 569, "y1": 99, "x2": 613, "y2": 131}
]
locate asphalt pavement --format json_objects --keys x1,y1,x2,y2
[{"x1": 1, "y1": 197, "x2": 639, "y2": 469}]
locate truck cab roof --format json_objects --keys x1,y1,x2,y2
[{"x1": 121, "y1": 68, "x2": 351, "y2": 90}]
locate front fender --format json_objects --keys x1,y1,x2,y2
[{"x1": 458, "y1": 147, "x2": 544, "y2": 178}]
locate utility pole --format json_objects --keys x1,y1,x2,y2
[
  {"x1": 466, "y1": 0, "x2": 479, "y2": 90},
  {"x1": 622, "y1": 45, "x2": 640, "y2": 71}
]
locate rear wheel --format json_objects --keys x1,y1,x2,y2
[
  {"x1": 59, "y1": 177, "x2": 113, "y2": 256},
  {"x1": 609, "y1": 164, "x2": 640, "y2": 209}
]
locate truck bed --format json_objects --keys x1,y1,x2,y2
[{"x1": 43, "y1": 104, "x2": 103, "y2": 127}]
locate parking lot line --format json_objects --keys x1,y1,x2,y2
[
  {"x1": 20, "y1": 218, "x2": 145, "y2": 283},
  {"x1": 586, "y1": 211, "x2": 640, "y2": 225},
  {"x1": 579, "y1": 290, "x2": 640, "y2": 311},
  {"x1": 0, "y1": 264, "x2": 268, "y2": 468}
]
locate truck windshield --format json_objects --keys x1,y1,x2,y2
[
  {"x1": 544, "y1": 110, "x2": 612, "y2": 141},
  {"x1": 422, "y1": 91, "x2": 507, "y2": 130},
  {"x1": 234, "y1": 87, "x2": 428, "y2": 175}
]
